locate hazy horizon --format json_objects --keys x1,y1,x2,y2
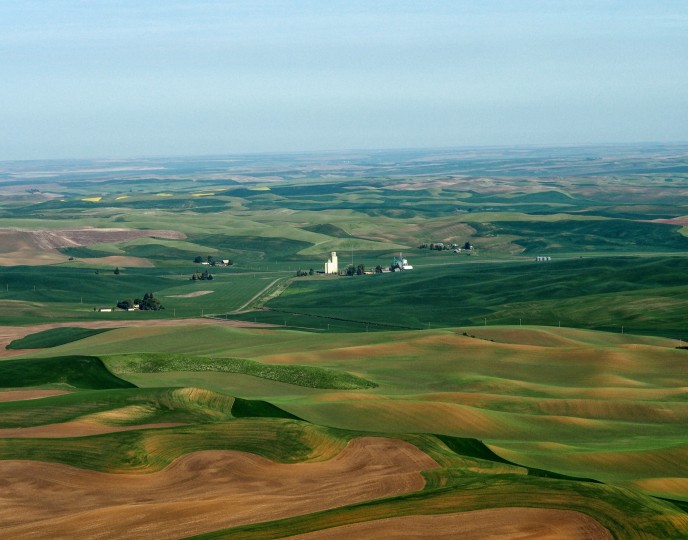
[{"x1": 2, "y1": 1, "x2": 687, "y2": 161}]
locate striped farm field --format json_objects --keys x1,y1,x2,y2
[{"x1": 13, "y1": 323, "x2": 688, "y2": 503}]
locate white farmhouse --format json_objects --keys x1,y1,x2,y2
[{"x1": 324, "y1": 251, "x2": 338, "y2": 274}]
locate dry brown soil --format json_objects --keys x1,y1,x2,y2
[
  {"x1": 165, "y1": 290, "x2": 214, "y2": 298},
  {"x1": 0, "y1": 437, "x2": 438, "y2": 539},
  {"x1": 0, "y1": 227, "x2": 185, "y2": 266},
  {"x1": 287, "y1": 508, "x2": 613, "y2": 539}
]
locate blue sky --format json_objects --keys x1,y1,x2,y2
[{"x1": 1, "y1": 0, "x2": 686, "y2": 160}]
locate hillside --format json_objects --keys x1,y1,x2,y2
[{"x1": 1, "y1": 147, "x2": 687, "y2": 537}]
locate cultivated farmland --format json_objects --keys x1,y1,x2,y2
[{"x1": 1, "y1": 146, "x2": 687, "y2": 538}]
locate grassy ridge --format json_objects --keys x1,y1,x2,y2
[
  {"x1": 0, "y1": 418, "x2": 349, "y2": 472},
  {"x1": 0, "y1": 356, "x2": 136, "y2": 390},
  {"x1": 0, "y1": 388, "x2": 307, "y2": 428},
  {"x1": 0, "y1": 387, "x2": 235, "y2": 428},
  {"x1": 7, "y1": 327, "x2": 112, "y2": 349},
  {"x1": 231, "y1": 397, "x2": 303, "y2": 421},
  {"x1": 103, "y1": 352, "x2": 378, "y2": 390}
]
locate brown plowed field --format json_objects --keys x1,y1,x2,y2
[
  {"x1": 287, "y1": 507, "x2": 612, "y2": 539},
  {"x1": 77, "y1": 255, "x2": 155, "y2": 267},
  {"x1": 0, "y1": 227, "x2": 185, "y2": 266},
  {"x1": 0, "y1": 437, "x2": 438, "y2": 539},
  {"x1": 0, "y1": 227, "x2": 185, "y2": 251}
]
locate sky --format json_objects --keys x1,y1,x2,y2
[{"x1": 1, "y1": 0, "x2": 687, "y2": 160}]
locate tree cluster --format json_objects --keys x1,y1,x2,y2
[
  {"x1": 191, "y1": 270, "x2": 214, "y2": 280},
  {"x1": 116, "y1": 292, "x2": 163, "y2": 311},
  {"x1": 345, "y1": 264, "x2": 365, "y2": 276},
  {"x1": 295, "y1": 269, "x2": 314, "y2": 277}
]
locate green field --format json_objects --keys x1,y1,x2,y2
[
  {"x1": 6, "y1": 326, "x2": 111, "y2": 349},
  {"x1": 232, "y1": 256, "x2": 688, "y2": 337},
  {"x1": 0, "y1": 266, "x2": 288, "y2": 324}
]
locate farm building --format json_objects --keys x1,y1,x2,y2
[
  {"x1": 392, "y1": 253, "x2": 413, "y2": 271},
  {"x1": 324, "y1": 251, "x2": 338, "y2": 274},
  {"x1": 536, "y1": 256, "x2": 552, "y2": 262}
]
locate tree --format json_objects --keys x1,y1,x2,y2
[
  {"x1": 464, "y1": 241, "x2": 472, "y2": 250},
  {"x1": 207, "y1": 255, "x2": 215, "y2": 264},
  {"x1": 345, "y1": 265, "x2": 355, "y2": 276},
  {"x1": 117, "y1": 298, "x2": 133, "y2": 310},
  {"x1": 356, "y1": 264, "x2": 365, "y2": 275},
  {"x1": 309, "y1": 268, "x2": 314, "y2": 275},
  {"x1": 375, "y1": 265, "x2": 383, "y2": 273},
  {"x1": 140, "y1": 292, "x2": 162, "y2": 310},
  {"x1": 114, "y1": 267, "x2": 120, "y2": 275},
  {"x1": 193, "y1": 256, "x2": 203, "y2": 263}
]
